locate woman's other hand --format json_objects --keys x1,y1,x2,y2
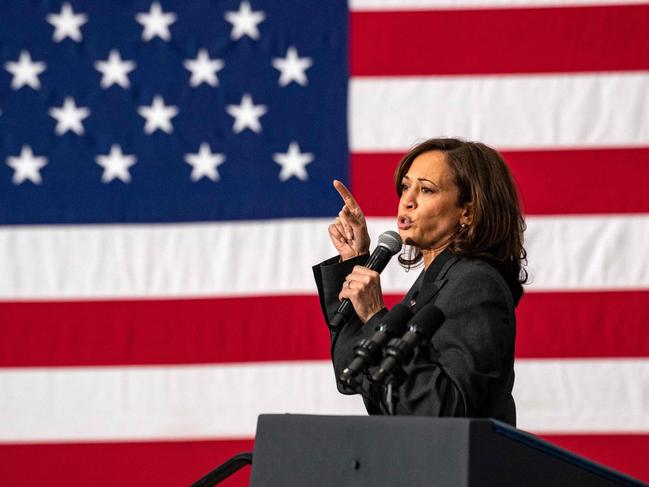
[
  {"x1": 338, "y1": 266, "x2": 385, "y2": 323},
  {"x1": 328, "y1": 179, "x2": 371, "y2": 260}
]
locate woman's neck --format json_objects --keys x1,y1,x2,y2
[{"x1": 422, "y1": 244, "x2": 449, "y2": 269}]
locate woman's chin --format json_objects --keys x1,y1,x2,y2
[
  {"x1": 402, "y1": 236, "x2": 419, "y2": 247},
  {"x1": 399, "y1": 227, "x2": 426, "y2": 249}
]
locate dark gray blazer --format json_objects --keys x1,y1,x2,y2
[{"x1": 313, "y1": 250, "x2": 517, "y2": 426}]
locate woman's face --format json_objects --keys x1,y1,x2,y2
[{"x1": 397, "y1": 150, "x2": 466, "y2": 252}]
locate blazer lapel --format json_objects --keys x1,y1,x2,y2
[{"x1": 411, "y1": 253, "x2": 458, "y2": 313}]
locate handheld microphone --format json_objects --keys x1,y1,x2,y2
[
  {"x1": 339, "y1": 303, "x2": 413, "y2": 387},
  {"x1": 372, "y1": 303, "x2": 445, "y2": 384},
  {"x1": 329, "y1": 230, "x2": 402, "y2": 330}
]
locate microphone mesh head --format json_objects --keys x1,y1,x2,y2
[{"x1": 378, "y1": 230, "x2": 402, "y2": 255}]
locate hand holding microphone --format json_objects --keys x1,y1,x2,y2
[
  {"x1": 330, "y1": 230, "x2": 402, "y2": 328},
  {"x1": 327, "y1": 179, "x2": 403, "y2": 328}
]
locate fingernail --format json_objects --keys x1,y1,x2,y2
[{"x1": 347, "y1": 233, "x2": 352, "y2": 240}]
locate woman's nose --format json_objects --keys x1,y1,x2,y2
[{"x1": 400, "y1": 190, "x2": 415, "y2": 209}]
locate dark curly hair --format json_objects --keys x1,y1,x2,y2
[{"x1": 394, "y1": 138, "x2": 528, "y2": 296}]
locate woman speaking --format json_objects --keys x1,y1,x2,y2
[{"x1": 313, "y1": 138, "x2": 527, "y2": 426}]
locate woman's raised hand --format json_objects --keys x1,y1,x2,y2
[{"x1": 328, "y1": 180, "x2": 370, "y2": 261}]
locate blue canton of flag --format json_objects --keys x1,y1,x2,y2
[{"x1": 0, "y1": 0, "x2": 349, "y2": 224}]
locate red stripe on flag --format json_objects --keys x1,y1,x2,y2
[
  {"x1": 508, "y1": 148, "x2": 649, "y2": 216},
  {"x1": 0, "y1": 296, "x2": 331, "y2": 367},
  {"x1": 515, "y1": 291, "x2": 649, "y2": 359},
  {"x1": 352, "y1": 148, "x2": 649, "y2": 216},
  {"x1": 1, "y1": 291, "x2": 648, "y2": 367},
  {"x1": 540, "y1": 434, "x2": 649, "y2": 483},
  {"x1": 0, "y1": 435, "x2": 647, "y2": 485},
  {"x1": 0, "y1": 438, "x2": 253, "y2": 487},
  {"x1": 350, "y1": 5, "x2": 649, "y2": 76}
]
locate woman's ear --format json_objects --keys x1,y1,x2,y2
[{"x1": 460, "y1": 202, "x2": 474, "y2": 226}]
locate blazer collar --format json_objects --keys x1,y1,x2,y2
[{"x1": 411, "y1": 249, "x2": 458, "y2": 313}]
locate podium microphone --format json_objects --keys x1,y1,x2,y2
[
  {"x1": 340, "y1": 303, "x2": 413, "y2": 387},
  {"x1": 372, "y1": 303, "x2": 445, "y2": 384},
  {"x1": 329, "y1": 231, "x2": 402, "y2": 330}
]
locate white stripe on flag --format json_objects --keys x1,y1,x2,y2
[
  {"x1": 0, "y1": 362, "x2": 364, "y2": 442},
  {"x1": 515, "y1": 358, "x2": 649, "y2": 433},
  {"x1": 0, "y1": 215, "x2": 648, "y2": 299},
  {"x1": 1, "y1": 359, "x2": 647, "y2": 442},
  {"x1": 350, "y1": 73, "x2": 649, "y2": 151},
  {"x1": 524, "y1": 214, "x2": 649, "y2": 291}
]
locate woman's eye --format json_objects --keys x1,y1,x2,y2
[
  {"x1": 421, "y1": 187, "x2": 433, "y2": 194},
  {"x1": 400, "y1": 183, "x2": 409, "y2": 191}
]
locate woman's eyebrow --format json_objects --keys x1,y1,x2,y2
[
  {"x1": 402, "y1": 175, "x2": 439, "y2": 187},
  {"x1": 417, "y1": 177, "x2": 438, "y2": 187}
]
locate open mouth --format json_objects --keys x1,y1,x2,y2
[{"x1": 398, "y1": 216, "x2": 412, "y2": 230}]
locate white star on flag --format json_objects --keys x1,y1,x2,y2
[
  {"x1": 4, "y1": 51, "x2": 46, "y2": 90},
  {"x1": 272, "y1": 46, "x2": 313, "y2": 87},
  {"x1": 46, "y1": 3, "x2": 87, "y2": 43},
  {"x1": 184, "y1": 143, "x2": 226, "y2": 182},
  {"x1": 96, "y1": 145, "x2": 137, "y2": 183},
  {"x1": 138, "y1": 95, "x2": 179, "y2": 134},
  {"x1": 226, "y1": 93, "x2": 267, "y2": 134},
  {"x1": 136, "y1": 2, "x2": 177, "y2": 42},
  {"x1": 48, "y1": 97, "x2": 90, "y2": 135},
  {"x1": 224, "y1": 1, "x2": 265, "y2": 41},
  {"x1": 273, "y1": 141, "x2": 314, "y2": 182},
  {"x1": 184, "y1": 49, "x2": 225, "y2": 88},
  {"x1": 94, "y1": 50, "x2": 136, "y2": 89},
  {"x1": 6, "y1": 145, "x2": 48, "y2": 185}
]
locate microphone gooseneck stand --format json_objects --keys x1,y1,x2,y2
[
  {"x1": 372, "y1": 303, "x2": 446, "y2": 414},
  {"x1": 339, "y1": 303, "x2": 413, "y2": 388},
  {"x1": 385, "y1": 381, "x2": 397, "y2": 415}
]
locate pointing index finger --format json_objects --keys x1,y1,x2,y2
[{"x1": 333, "y1": 179, "x2": 360, "y2": 212}]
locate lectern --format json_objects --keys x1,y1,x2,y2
[{"x1": 193, "y1": 415, "x2": 646, "y2": 486}]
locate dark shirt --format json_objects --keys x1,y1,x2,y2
[{"x1": 313, "y1": 250, "x2": 518, "y2": 426}]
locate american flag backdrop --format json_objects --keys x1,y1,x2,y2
[{"x1": 1, "y1": 0, "x2": 648, "y2": 485}]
